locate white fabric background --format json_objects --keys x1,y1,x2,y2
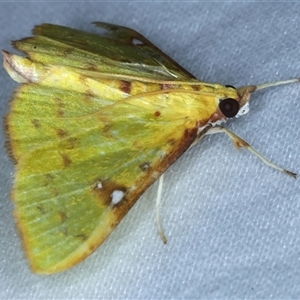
[{"x1": 0, "y1": 2, "x2": 300, "y2": 299}]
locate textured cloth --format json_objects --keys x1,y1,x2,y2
[{"x1": 0, "y1": 2, "x2": 300, "y2": 299}]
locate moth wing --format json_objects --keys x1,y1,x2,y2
[
  {"x1": 5, "y1": 22, "x2": 213, "y2": 274},
  {"x1": 12, "y1": 22, "x2": 196, "y2": 81},
  {"x1": 7, "y1": 83, "x2": 200, "y2": 274}
]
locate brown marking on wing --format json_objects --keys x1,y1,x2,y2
[
  {"x1": 75, "y1": 234, "x2": 88, "y2": 241},
  {"x1": 3, "y1": 115, "x2": 17, "y2": 163},
  {"x1": 84, "y1": 89, "x2": 97, "y2": 103},
  {"x1": 37, "y1": 205, "x2": 46, "y2": 214},
  {"x1": 92, "y1": 179, "x2": 127, "y2": 207},
  {"x1": 102, "y1": 123, "x2": 112, "y2": 138},
  {"x1": 120, "y1": 80, "x2": 132, "y2": 94},
  {"x1": 132, "y1": 140, "x2": 143, "y2": 150},
  {"x1": 192, "y1": 85, "x2": 200, "y2": 91},
  {"x1": 59, "y1": 212, "x2": 67, "y2": 223},
  {"x1": 61, "y1": 154, "x2": 72, "y2": 167},
  {"x1": 64, "y1": 137, "x2": 79, "y2": 150},
  {"x1": 56, "y1": 128, "x2": 68, "y2": 138},
  {"x1": 58, "y1": 47, "x2": 74, "y2": 57},
  {"x1": 55, "y1": 97, "x2": 65, "y2": 117},
  {"x1": 167, "y1": 138, "x2": 176, "y2": 145},
  {"x1": 88, "y1": 243, "x2": 98, "y2": 253},
  {"x1": 154, "y1": 111, "x2": 161, "y2": 117},
  {"x1": 4, "y1": 139, "x2": 16, "y2": 163},
  {"x1": 160, "y1": 83, "x2": 175, "y2": 90},
  {"x1": 43, "y1": 173, "x2": 54, "y2": 186},
  {"x1": 31, "y1": 118, "x2": 41, "y2": 128},
  {"x1": 139, "y1": 162, "x2": 151, "y2": 172}
]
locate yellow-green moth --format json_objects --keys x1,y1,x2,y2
[{"x1": 3, "y1": 22, "x2": 297, "y2": 274}]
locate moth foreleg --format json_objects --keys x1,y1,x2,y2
[{"x1": 207, "y1": 126, "x2": 297, "y2": 178}]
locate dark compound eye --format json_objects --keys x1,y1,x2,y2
[
  {"x1": 219, "y1": 98, "x2": 240, "y2": 118},
  {"x1": 225, "y1": 85, "x2": 236, "y2": 89}
]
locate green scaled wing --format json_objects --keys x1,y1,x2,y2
[
  {"x1": 12, "y1": 22, "x2": 196, "y2": 81},
  {"x1": 4, "y1": 23, "x2": 215, "y2": 274}
]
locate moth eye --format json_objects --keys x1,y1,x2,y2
[
  {"x1": 225, "y1": 85, "x2": 236, "y2": 89},
  {"x1": 219, "y1": 98, "x2": 240, "y2": 118}
]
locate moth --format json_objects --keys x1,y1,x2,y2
[{"x1": 3, "y1": 22, "x2": 297, "y2": 274}]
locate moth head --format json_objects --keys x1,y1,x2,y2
[
  {"x1": 221, "y1": 77, "x2": 299, "y2": 120},
  {"x1": 213, "y1": 84, "x2": 248, "y2": 120},
  {"x1": 217, "y1": 84, "x2": 257, "y2": 120}
]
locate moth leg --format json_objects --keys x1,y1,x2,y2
[
  {"x1": 156, "y1": 125, "x2": 211, "y2": 243},
  {"x1": 156, "y1": 174, "x2": 167, "y2": 244},
  {"x1": 190, "y1": 124, "x2": 212, "y2": 148},
  {"x1": 207, "y1": 126, "x2": 297, "y2": 178}
]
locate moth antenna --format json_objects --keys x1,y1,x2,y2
[
  {"x1": 156, "y1": 174, "x2": 167, "y2": 244},
  {"x1": 255, "y1": 78, "x2": 300, "y2": 91}
]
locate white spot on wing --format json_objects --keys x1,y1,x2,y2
[
  {"x1": 158, "y1": 150, "x2": 167, "y2": 158},
  {"x1": 151, "y1": 171, "x2": 159, "y2": 179},
  {"x1": 97, "y1": 181, "x2": 103, "y2": 189},
  {"x1": 110, "y1": 190, "x2": 125, "y2": 205}
]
